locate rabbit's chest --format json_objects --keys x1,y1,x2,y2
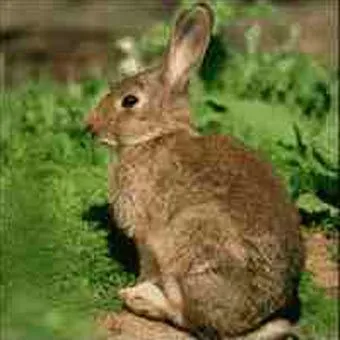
[
  {"x1": 114, "y1": 189, "x2": 142, "y2": 238},
  {"x1": 112, "y1": 168, "x2": 167, "y2": 239}
]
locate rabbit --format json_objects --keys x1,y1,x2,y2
[{"x1": 86, "y1": 2, "x2": 304, "y2": 339}]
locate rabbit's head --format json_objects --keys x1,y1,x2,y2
[{"x1": 86, "y1": 3, "x2": 213, "y2": 148}]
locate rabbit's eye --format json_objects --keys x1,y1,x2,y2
[{"x1": 121, "y1": 94, "x2": 139, "y2": 108}]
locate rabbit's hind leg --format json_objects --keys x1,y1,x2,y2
[
  {"x1": 118, "y1": 280, "x2": 187, "y2": 329},
  {"x1": 193, "y1": 320, "x2": 298, "y2": 340},
  {"x1": 244, "y1": 319, "x2": 299, "y2": 340}
]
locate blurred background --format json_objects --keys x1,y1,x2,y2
[
  {"x1": 0, "y1": 0, "x2": 338, "y2": 87},
  {"x1": 0, "y1": 1, "x2": 339, "y2": 339}
]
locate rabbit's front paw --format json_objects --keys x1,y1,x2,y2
[
  {"x1": 119, "y1": 282, "x2": 169, "y2": 320},
  {"x1": 118, "y1": 282, "x2": 185, "y2": 328}
]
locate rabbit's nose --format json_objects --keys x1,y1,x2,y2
[{"x1": 85, "y1": 112, "x2": 105, "y2": 135}]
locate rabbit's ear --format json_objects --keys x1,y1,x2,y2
[{"x1": 162, "y1": 3, "x2": 213, "y2": 91}]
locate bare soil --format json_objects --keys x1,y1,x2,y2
[{"x1": 304, "y1": 231, "x2": 338, "y2": 299}]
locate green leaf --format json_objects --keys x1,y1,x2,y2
[{"x1": 296, "y1": 192, "x2": 338, "y2": 215}]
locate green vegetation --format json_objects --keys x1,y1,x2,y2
[
  {"x1": 0, "y1": 1, "x2": 338, "y2": 339},
  {"x1": 299, "y1": 273, "x2": 338, "y2": 339},
  {"x1": 0, "y1": 81, "x2": 135, "y2": 339}
]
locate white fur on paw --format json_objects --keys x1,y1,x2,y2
[{"x1": 118, "y1": 283, "x2": 169, "y2": 320}]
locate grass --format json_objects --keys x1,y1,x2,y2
[
  {"x1": 0, "y1": 81, "x2": 135, "y2": 339},
  {"x1": 299, "y1": 273, "x2": 338, "y2": 339}
]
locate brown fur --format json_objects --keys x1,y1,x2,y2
[{"x1": 87, "y1": 3, "x2": 304, "y2": 339}]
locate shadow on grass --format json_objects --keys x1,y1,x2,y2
[{"x1": 82, "y1": 203, "x2": 139, "y2": 276}]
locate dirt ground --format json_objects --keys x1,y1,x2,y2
[{"x1": 304, "y1": 231, "x2": 338, "y2": 299}]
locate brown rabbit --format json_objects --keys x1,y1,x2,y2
[{"x1": 87, "y1": 3, "x2": 304, "y2": 339}]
